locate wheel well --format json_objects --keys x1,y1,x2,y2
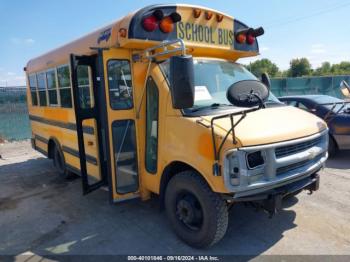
[
  {"x1": 329, "y1": 134, "x2": 338, "y2": 149},
  {"x1": 159, "y1": 161, "x2": 198, "y2": 210},
  {"x1": 47, "y1": 137, "x2": 61, "y2": 159},
  {"x1": 48, "y1": 139, "x2": 56, "y2": 159}
]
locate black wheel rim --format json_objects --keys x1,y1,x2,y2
[{"x1": 175, "y1": 191, "x2": 203, "y2": 231}]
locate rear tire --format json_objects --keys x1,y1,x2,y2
[
  {"x1": 52, "y1": 144, "x2": 71, "y2": 179},
  {"x1": 328, "y1": 135, "x2": 338, "y2": 158},
  {"x1": 165, "y1": 171, "x2": 228, "y2": 248}
]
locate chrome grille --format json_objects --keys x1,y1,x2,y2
[
  {"x1": 276, "y1": 154, "x2": 324, "y2": 176},
  {"x1": 275, "y1": 136, "x2": 323, "y2": 158}
]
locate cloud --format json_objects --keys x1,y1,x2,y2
[
  {"x1": 10, "y1": 37, "x2": 35, "y2": 46},
  {"x1": 0, "y1": 71, "x2": 26, "y2": 87},
  {"x1": 311, "y1": 43, "x2": 326, "y2": 54},
  {"x1": 260, "y1": 46, "x2": 270, "y2": 52},
  {"x1": 25, "y1": 38, "x2": 35, "y2": 44}
]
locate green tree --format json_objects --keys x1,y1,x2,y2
[
  {"x1": 248, "y1": 59, "x2": 279, "y2": 77},
  {"x1": 313, "y1": 62, "x2": 331, "y2": 76},
  {"x1": 288, "y1": 58, "x2": 312, "y2": 77},
  {"x1": 331, "y1": 61, "x2": 350, "y2": 75}
]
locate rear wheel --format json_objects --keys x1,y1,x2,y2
[
  {"x1": 52, "y1": 144, "x2": 71, "y2": 179},
  {"x1": 165, "y1": 171, "x2": 228, "y2": 248}
]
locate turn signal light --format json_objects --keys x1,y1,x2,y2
[
  {"x1": 142, "y1": 15, "x2": 158, "y2": 32},
  {"x1": 246, "y1": 34, "x2": 255, "y2": 45},
  {"x1": 236, "y1": 33, "x2": 246, "y2": 44}
]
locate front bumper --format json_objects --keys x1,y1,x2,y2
[
  {"x1": 224, "y1": 173, "x2": 320, "y2": 216},
  {"x1": 225, "y1": 173, "x2": 320, "y2": 202},
  {"x1": 223, "y1": 129, "x2": 328, "y2": 198}
]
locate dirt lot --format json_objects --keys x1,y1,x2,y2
[{"x1": 0, "y1": 141, "x2": 350, "y2": 259}]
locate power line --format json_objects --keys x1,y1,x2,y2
[{"x1": 265, "y1": 1, "x2": 350, "y2": 28}]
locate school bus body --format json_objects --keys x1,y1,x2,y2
[{"x1": 26, "y1": 4, "x2": 328, "y2": 247}]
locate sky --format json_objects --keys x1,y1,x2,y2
[{"x1": 1, "y1": 0, "x2": 350, "y2": 86}]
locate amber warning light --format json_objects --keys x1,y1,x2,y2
[{"x1": 142, "y1": 10, "x2": 181, "y2": 33}]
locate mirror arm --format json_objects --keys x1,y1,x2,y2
[
  {"x1": 250, "y1": 93, "x2": 265, "y2": 108},
  {"x1": 136, "y1": 60, "x2": 152, "y2": 119},
  {"x1": 210, "y1": 107, "x2": 259, "y2": 176}
]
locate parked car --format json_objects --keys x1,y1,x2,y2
[{"x1": 279, "y1": 95, "x2": 350, "y2": 156}]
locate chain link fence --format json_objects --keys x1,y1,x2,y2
[
  {"x1": 0, "y1": 87, "x2": 31, "y2": 142},
  {"x1": 0, "y1": 75, "x2": 349, "y2": 141},
  {"x1": 271, "y1": 75, "x2": 350, "y2": 98}
]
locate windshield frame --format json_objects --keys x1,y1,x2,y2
[{"x1": 159, "y1": 58, "x2": 283, "y2": 117}]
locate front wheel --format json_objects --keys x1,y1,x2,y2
[{"x1": 165, "y1": 171, "x2": 228, "y2": 248}]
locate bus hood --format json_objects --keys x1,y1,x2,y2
[{"x1": 200, "y1": 106, "x2": 328, "y2": 147}]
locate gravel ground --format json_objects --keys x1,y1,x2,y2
[{"x1": 0, "y1": 141, "x2": 349, "y2": 260}]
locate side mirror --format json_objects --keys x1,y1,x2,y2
[
  {"x1": 169, "y1": 55, "x2": 195, "y2": 109},
  {"x1": 226, "y1": 80, "x2": 269, "y2": 107},
  {"x1": 340, "y1": 80, "x2": 350, "y2": 98},
  {"x1": 261, "y1": 72, "x2": 271, "y2": 90}
]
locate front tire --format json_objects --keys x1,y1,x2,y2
[{"x1": 165, "y1": 171, "x2": 228, "y2": 248}]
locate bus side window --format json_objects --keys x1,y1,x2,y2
[
  {"x1": 57, "y1": 65, "x2": 72, "y2": 108},
  {"x1": 46, "y1": 69, "x2": 58, "y2": 106},
  {"x1": 145, "y1": 77, "x2": 159, "y2": 174},
  {"x1": 29, "y1": 74, "x2": 38, "y2": 106},
  {"x1": 37, "y1": 72, "x2": 47, "y2": 106},
  {"x1": 77, "y1": 65, "x2": 94, "y2": 109},
  {"x1": 107, "y1": 60, "x2": 133, "y2": 110}
]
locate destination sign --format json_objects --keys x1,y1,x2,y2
[{"x1": 177, "y1": 21, "x2": 234, "y2": 47}]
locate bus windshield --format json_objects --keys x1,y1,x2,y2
[{"x1": 160, "y1": 59, "x2": 281, "y2": 114}]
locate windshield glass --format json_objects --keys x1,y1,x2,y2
[{"x1": 160, "y1": 59, "x2": 280, "y2": 113}]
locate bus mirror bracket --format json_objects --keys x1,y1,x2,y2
[{"x1": 136, "y1": 39, "x2": 188, "y2": 118}]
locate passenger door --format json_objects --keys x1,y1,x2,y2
[
  {"x1": 70, "y1": 53, "x2": 111, "y2": 195},
  {"x1": 103, "y1": 49, "x2": 140, "y2": 202}
]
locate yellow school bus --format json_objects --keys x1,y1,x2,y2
[{"x1": 25, "y1": 4, "x2": 328, "y2": 248}]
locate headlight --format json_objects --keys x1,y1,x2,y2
[
  {"x1": 246, "y1": 151, "x2": 265, "y2": 169},
  {"x1": 225, "y1": 150, "x2": 266, "y2": 188}
]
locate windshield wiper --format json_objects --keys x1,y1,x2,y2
[{"x1": 190, "y1": 103, "x2": 233, "y2": 112}]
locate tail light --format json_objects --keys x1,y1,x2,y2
[
  {"x1": 142, "y1": 10, "x2": 181, "y2": 33},
  {"x1": 235, "y1": 27, "x2": 264, "y2": 45},
  {"x1": 246, "y1": 34, "x2": 255, "y2": 45},
  {"x1": 142, "y1": 15, "x2": 158, "y2": 32}
]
